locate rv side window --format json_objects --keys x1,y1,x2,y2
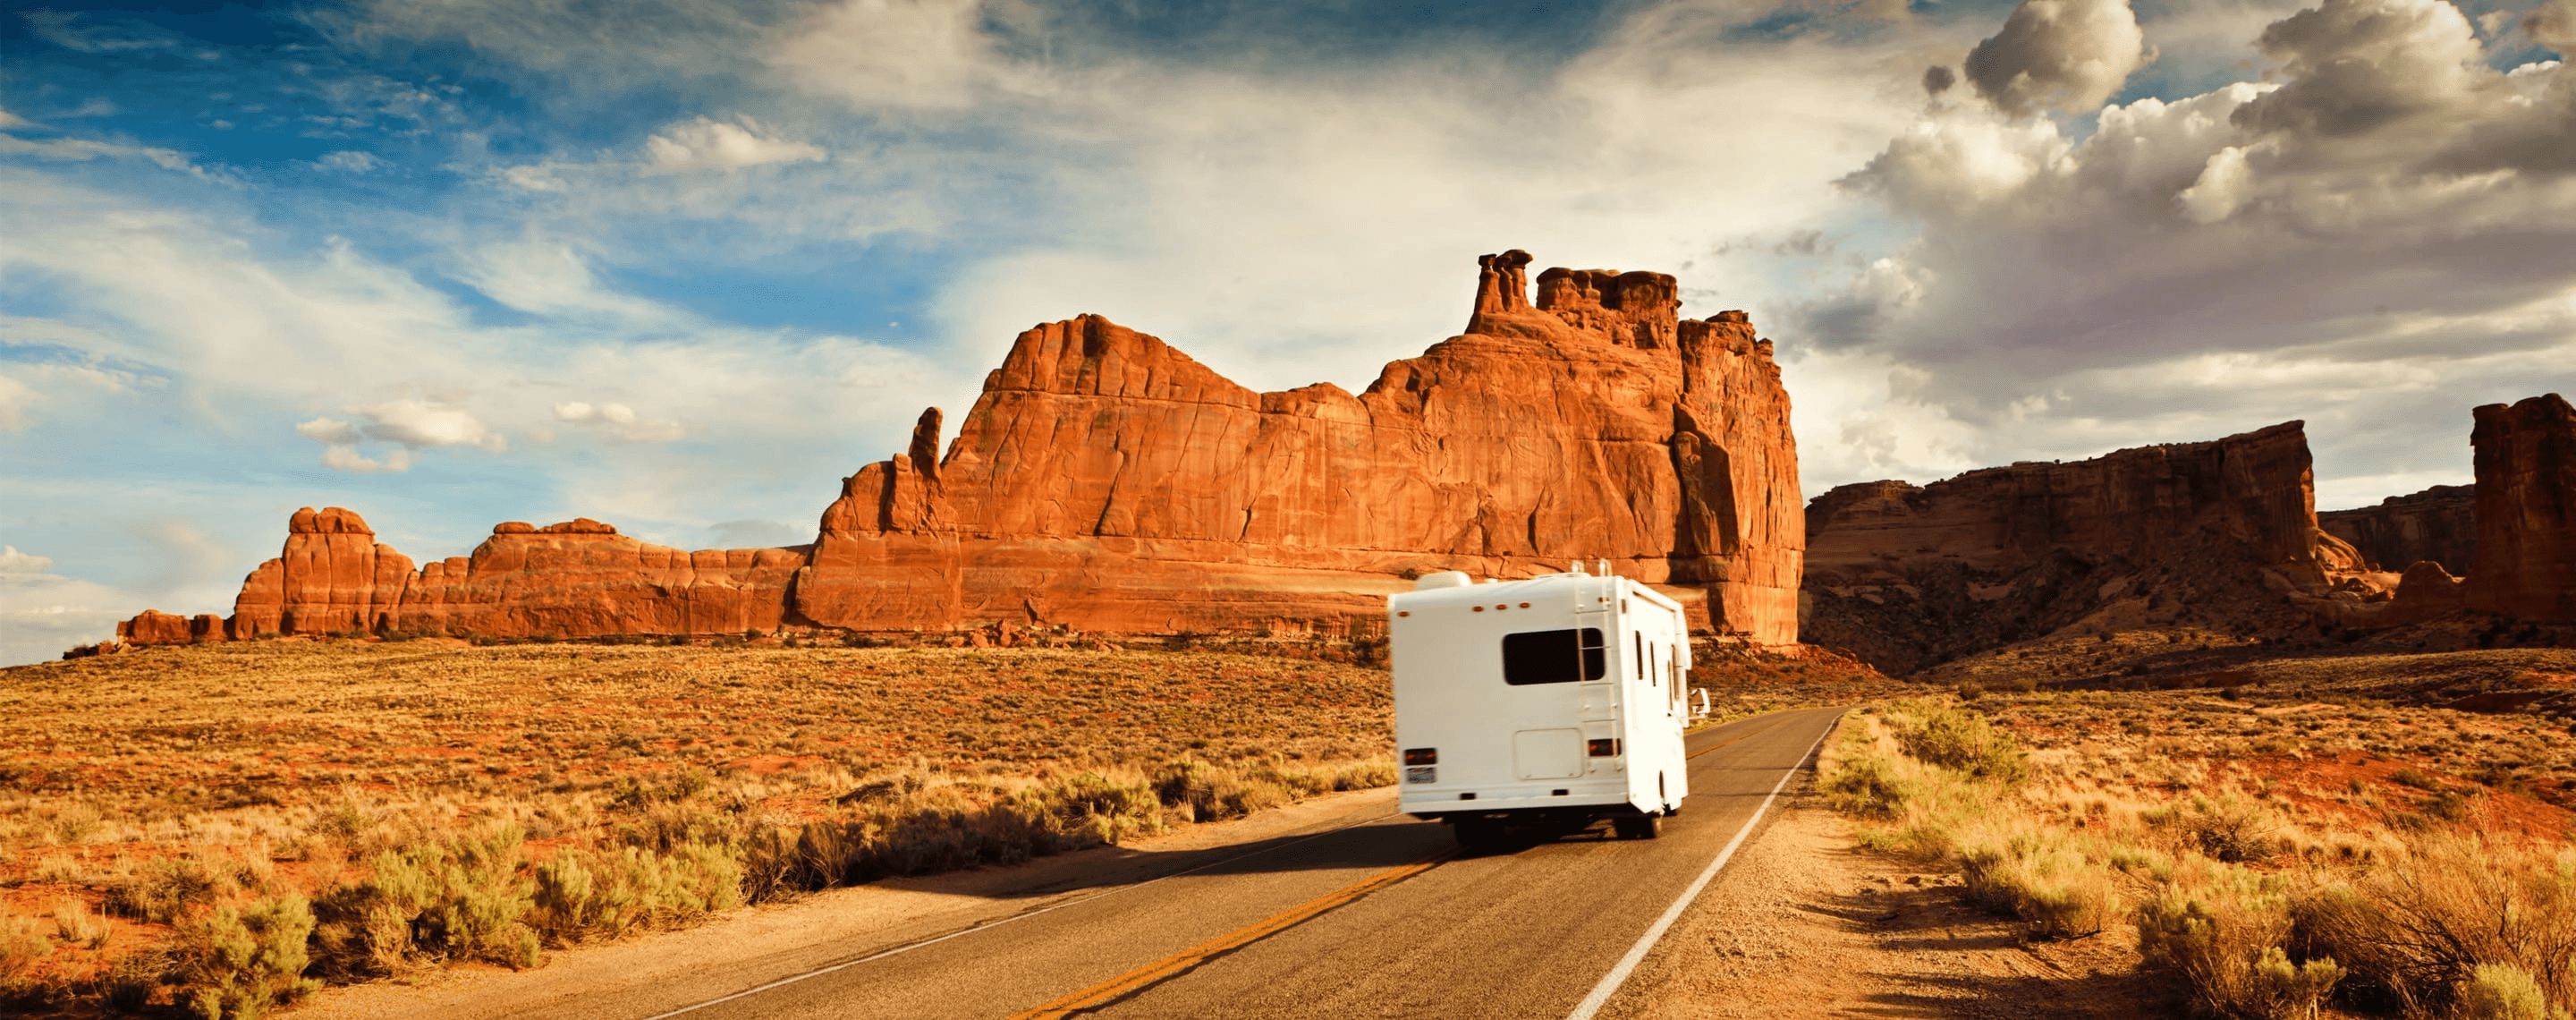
[{"x1": 1501, "y1": 628, "x2": 1607, "y2": 685}]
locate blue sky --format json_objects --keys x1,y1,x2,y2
[{"x1": 4, "y1": 0, "x2": 2572, "y2": 664}]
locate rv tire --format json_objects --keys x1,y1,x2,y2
[{"x1": 1613, "y1": 814, "x2": 1661, "y2": 840}]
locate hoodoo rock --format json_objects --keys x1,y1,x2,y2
[
  {"x1": 2318, "y1": 485, "x2": 2477, "y2": 575},
  {"x1": 799, "y1": 250, "x2": 1803, "y2": 641},
  {"x1": 1801, "y1": 421, "x2": 2361, "y2": 673},
  {"x1": 2463, "y1": 394, "x2": 2576, "y2": 622},
  {"x1": 116, "y1": 251, "x2": 1808, "y2": 645}
]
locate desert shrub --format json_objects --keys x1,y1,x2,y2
[
  {"x1": 172, "y1": 894, "x2": 319, "y2": 1020},
  {"x1": 310, "y1": 824, "x2": 539, "y2": 979},
  {"x1": 1, "y1": 907, "x2": 53, "y2": 988},
  {"x1": 2138, "y1": 863, "x2": 2344, "y2": 1019},
  {"x1": 1956, "y1": 681, "x2": 1986, "y2": 701},
  {"x1": 2156, "y1": 794, "x2": 2282, "y2": 864},
  {"x1": 107, "y1": 854, "x2": 241, "y2": 923},
  {"x1": 2455, "y1": 963, "x2": 2573, "y2": 1020},
  {"x1": 1895, "y1": 705, "x2": 2028, "y2": 783},
  {"x1": 1821, "y1": 754, "x2": 1906, "y2": 818},
  {"x1": 53, "y1": 898, "x2": 109, "y2": 949},
  {"x1": 2294, "y1": 834, "x2": 2576, "y2": 1016},
  {"x1": 1959, "y1": 827, "x2": 2121, "y2": 939},
  {"x1": 531, "y1": 842, "x2": 741, "y2": 946}
]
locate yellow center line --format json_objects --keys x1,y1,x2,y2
[{"x1": 1005, "y1": 846, "x2": 1462, "y2": 1020}]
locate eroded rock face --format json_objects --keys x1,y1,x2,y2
[
  {"x1": 119, "y1": 251, "x2": 1808, "y2": 645},
  {"x1": 1801, "y1": 421, "x2": 2360, "y2": 674},
  {"x1": 123, "y1": 506, "x2": 802, "y2": 644},
  {"x1": 386, "y1": 520, "x2": 803, "y2": 639},
  {"x1": 2319, "y1": 485, "x2": 2477, "y2": 574},
  {"x1": 229, "y1": 506, "x2": 416, "y2": 638},
  {"x1": 2465, "y1": 394, "x2": 2576, "y2": 622},
  {"x1": 799, "y1": 250, "x2": 1805, "y2": 642}
]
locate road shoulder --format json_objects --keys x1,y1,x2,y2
[{"x1": 1595, "y1": 789, "x2": 2165, "y2": 1020}]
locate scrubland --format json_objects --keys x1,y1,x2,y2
[
  {"x1": 0, "y1": 639, "x2": 1397, "y2": 1017},
  {"x1": 1820, "y1": 685, "x2": 2576, "y2": 1019}
]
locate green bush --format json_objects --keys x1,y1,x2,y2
[
  {"x1": 1896, "y1": 707, "x2": 2028, "y2": 783},
  {"x1": 532, "y1": 843, "x2": 741, "y2": 946},
  {"x1": 2455, "y1": 963, "x2": 2574, "y2": 1020},
  {"x1": 2139, "y1": 868, "x2": 2343, "y2": 1020},
  {"x1": 174, "y1": 894, "x2": 319, "y2": 1020},
  {"x1": 311, "y1": 825, "x2": 539, "y2": 979},
  {"x1": 1821, "y1": 755, "x2": 1905, "y2": 818}
]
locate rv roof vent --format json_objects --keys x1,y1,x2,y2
[{"x1": 1413, "y1": 570, "x2": 1472, "y2": 591}]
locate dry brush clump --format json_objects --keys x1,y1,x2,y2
[
  {"x1": 0, "y1": 641, "x2": 1397, "y2": 1014},
  {"x1": 1820, "y1": 691, "x2": 2576, "y2": 1020}
]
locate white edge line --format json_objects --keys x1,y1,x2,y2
[
  {"x1": 638, "y1": 808, "x2": 1410, "y2": 1020},
  {"x1": 1562, "y1": 710, "x2": 1842, "y2": 1020}
]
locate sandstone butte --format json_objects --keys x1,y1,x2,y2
[
  {"x1": 115, "y1": 250, "x2": 1807, "y2": 648},
  {"x1": 2377, "y1": 393, "x2": 2576, "y2": 625}
]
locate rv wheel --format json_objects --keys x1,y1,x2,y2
[{"x1": 1613, "y1": 815, "x2": 1661, "y2": 840}]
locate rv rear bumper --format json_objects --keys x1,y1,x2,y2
[{"x1": 1402, "y1": 790, "x2": 1657, "y2": 820}]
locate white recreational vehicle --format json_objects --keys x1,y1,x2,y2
[{"x1": 1387, "y1": 563, "x2": 1691, "y2": 851}]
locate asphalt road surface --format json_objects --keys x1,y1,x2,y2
[{"x1": 631, "y1": 706, "x2": 1843, "y2": 1020}]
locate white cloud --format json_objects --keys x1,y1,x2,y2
[
  {"x1": 0, "y1": 546, "x2": 55, "y2": 574},
  {"x1": 554, "y1": 400, "x2": 683, "y2": 441},
  {"x1": 1964, "y1": 0, "x2": 2155, "y2": 115},
  {"x1": 349, "y1": 398, "x2": 507, "y2": 451},
  {"x1": 295, "y1": 399, "x2": 505, "y2": 472},
  {"x1": 294, "y1": 415, "x2": 364, "y2": 445},
  {"x1": 642, "y1": 116, "x2": 826, "y2": 173},
  {"x1": 318, "y1": 445, "x2": 413, "y2": 472},
  {"x1": 316, "y1": 149, "x2": 383, "y2": 172},
  {"x1": 768, "y1": 0, "x2": 1038, "y2": 111},
  {"x1": 0, "y1": 132, "x2": 217, "y2": 179},
  {"x1": 0, "y1": 374, "x2": 36, "y2": 431},
  {"x1": 0, "y1": 108, "x2": 33, "y2": 130}
]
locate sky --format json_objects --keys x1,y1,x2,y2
[{"x1": 3, "y1": 0, "x2": 2571, "y2": 665}]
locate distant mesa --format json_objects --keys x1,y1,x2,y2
[
  {"x1": 1799, "y1": 393, "x2": 2576, "y2": 675},
  {"x1": 114, "y1": 250, "x2": 1808, "y2": 649},
  {"x1": 2318, "y1": 485, "x2": 2474, "y2": 576}
]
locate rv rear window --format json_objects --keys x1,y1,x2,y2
[{"x1": 1501, "y1": 628, "x2": 1606, "y2": 685}]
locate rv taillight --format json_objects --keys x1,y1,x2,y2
[
  {"x1": 1403, "y1": 747, "x2": 1437, "y2": 765},
  {"x1": 1587, "y1": 738, "x2": 1621, "y2": 758}
]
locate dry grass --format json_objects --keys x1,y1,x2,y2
[
  {"x1": 0, "y1": 639, "x2": 1397, "y2": 1015},
  {"x1": 1819, "y1": 687, "x2": 2576, "y2": 1020}
]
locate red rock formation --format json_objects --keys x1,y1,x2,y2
[
  {"x1": 2465, "y1": 394, "x2": 2576, "y2": 622},
  {"x1": 120, "y1": 250, "x2": 1809, "y2": 645},
  {"x1": 1801, "y1": 421, "x2": 2360, "y2": 673},
  {"x1": 387, "y1": 518, "x2": 802, "y2": 639},
  {"x1": 2319, "y1": 484, "x2": 2477, "y2": 574},
  {"x1": 799, "y1": 250, "x2": 1805, "y2": 642},
  {"x1": 229, "y1": 506, "x2": 416, "y2": 638},
  {"x1": 116, "y1": 609, "x2": 193, "y2": 645}
]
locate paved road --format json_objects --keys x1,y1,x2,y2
[{"x1": 613, "y1": 707, "x2": 1843, "y2": 1020}]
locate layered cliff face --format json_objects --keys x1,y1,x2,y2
[
  {"x1": 146, "y1": 508, "x2": 802, "y2": 642},
  {"x1": 1801, "y1": 421, "x2": 2360, "y2": 673},
  {"x1": 386, "y1": 518, "x2": 803, "y2": 639},
  {"x1": 2464, "y1": 394, "x2": 2575, "y2": 622},
  {"x1": 798, "y1": 250, "x2": 1804, "y2": 642},
  {"x1": 118, "y1": 250, "x2": 1808, "y2": 645},
  {"x1": 2318, "y1": 485, "x2": 2477, "y2": 574}
]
